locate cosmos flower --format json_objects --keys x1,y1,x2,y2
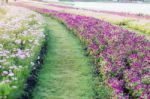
[{"x1": 0, "y1": 5, "x2": 45, "y2": 98}]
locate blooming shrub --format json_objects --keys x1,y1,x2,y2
[{"x1": 0, "y1": 6, "x2": 45, "y2": 99}]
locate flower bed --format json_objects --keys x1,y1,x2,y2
[
  {"x1": 13, "y1": 2, "x2": 150, "y2": 99},
  {"x1": 0, "y1": 6, "x2": 45, "y2": 99},
  {"x1": 54, "y1": 13, "x2": 150, "y2": 99}
]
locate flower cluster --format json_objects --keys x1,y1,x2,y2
[{"x1": 0, "y1": 6, "x2": 45, "y2": 98}]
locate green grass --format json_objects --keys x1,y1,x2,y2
[{"x1": 32, "y1": 17, "x2": 95, "y2": 99}]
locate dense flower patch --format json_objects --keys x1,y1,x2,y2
[
  {"x1": 54, "y1": 13, "x2": 150, "y2": 99},
  {"x1": 0, "y1": 6, "x2": 45, "y2": 99}
]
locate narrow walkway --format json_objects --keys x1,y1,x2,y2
[{"x1": 32, "y1": 17, "x2": 94, "y2": 99}]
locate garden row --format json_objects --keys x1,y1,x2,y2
[
  {"x1": 0, "y1": 6, "x2": 45, "y2": 99},
  {"x1": 15, "y1": 3, "x2": 150, "y2": 99},
  {"x1": 47, "y1": 3, "x2": 150, "y2": 36}
]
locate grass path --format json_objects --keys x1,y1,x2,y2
[{"x1": 32, "y1": 17, "x2": 94, "y2": 99}]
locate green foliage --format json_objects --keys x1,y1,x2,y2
[
  {"x1": 142, "y1": 76, "x2": 150, "y2": 84},
  {"x1": 94, "y1": 80, "x2": 112, "y2": 99},
  {"x1": 127, "y1": 21, "x2": 150, "y2": 36}
]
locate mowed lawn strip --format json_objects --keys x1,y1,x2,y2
[{"x1": 32, "y1": 17, "x2": 94, "y2": 99}]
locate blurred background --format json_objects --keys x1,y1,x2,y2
[
  {"x1": 42, "y1": 0, "x2": 150, "y2": 2},
  {"x1": 40, "y1": 0, "x2": 150, "y2": 15}
]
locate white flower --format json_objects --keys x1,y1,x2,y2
[
  {"x1": 3, "y1": 71, "x2": 8, "y2": 75},
  {"x1": 16, "y1": 49, "x2": 27, "y2": 59},
  {"x1": 12, "y1": 65, "x2": 17, "y2": 69},
  {"x1": 5, "y1": 80, "x2": 10, "y2": 83},
  {"x1": 8, "y1": 72, "x2": 14, "y2": 77},
  {"x1": 15, "y1": 39, "x2": 21, "y2": 44}
]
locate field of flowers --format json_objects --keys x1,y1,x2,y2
[
  {"x1": 0, "y1": 6, "x2": 45, "y2": 99},
  {"x1": 13, "y1": 3, "x2": 150, "y2": 99},
  {"x1": 15, "y1": 1, "x2": 150, "y2": 36}
]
